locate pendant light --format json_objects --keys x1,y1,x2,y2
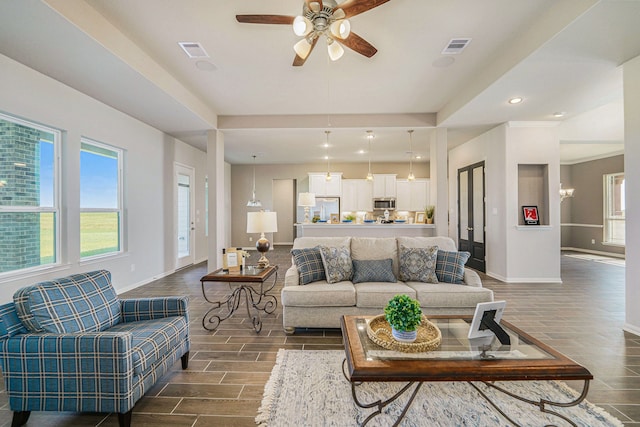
[
  {"x1": 247, "y1": 155, "x2": 262, "y2": 207},
  {"x1": 407, "y1": 130, "x2": 415, "y2": 181},
  {"x1": 366, "y1": 130, "x2": 374, "y2": 181},
  {"x1": 325, "y1": 130, "x2": 332, "y2": 181}
]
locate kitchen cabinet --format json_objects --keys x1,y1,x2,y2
[
  {"x1": 372, "y1": 174, "x2": 396, "y2": 198},
  {"x1": 309, "y1": 173, "x2": 342, "y2": 196},
  {"x1": 342, "y1": 179, "x2": 373, "y2": 212},
  {"x1": 396, "y1": 179, "x2": 429, "y2": 211}
]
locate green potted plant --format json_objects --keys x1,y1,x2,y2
[
  {"x1": 384, "y1": 295, "x2": 423, "y2": 342},
  {"x1": 425, "y1": 205, "x2": 435, "y2": 224}
]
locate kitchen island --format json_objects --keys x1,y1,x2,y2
[{"x1": 295, "y1": 223, "x2": 435, "y2": 238}]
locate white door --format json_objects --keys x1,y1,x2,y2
[{"x1": 175, "y1": 163, "x2": 195, "y2": 269}]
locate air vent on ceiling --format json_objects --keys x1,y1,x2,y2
[
  {"x1": 178, "y1": 42, "x2": 209, "y2": 58},
  {"x1": 442, "y1": 38, "x2": 472, "y2": 54}
]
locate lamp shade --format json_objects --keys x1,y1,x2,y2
[
  {"x1": 298, "y1": 192, "x2": 316, "y2": 207},
  {"x1": 294, "y1": 38, "x2": 312, "y2": 59},
  {"x1": 330, "y1": 19, "x2": 351, "y2": 39},
  {"x1": 327, "y1": 39, "x2": 344, "y2": 61},
  {"x1": 293, "y1": 15, "x2": 312, "y2": 36},
  {"x1": 247, "y1": 211, "x2": 278, "y2": 234}
]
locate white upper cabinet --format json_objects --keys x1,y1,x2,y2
[
  {"x1": 342, "y1": 179, "x2": 373, "y2": 212},
  {"x1": 372, "y1": 174, "x2": 397, "y2": 198},
  {"x1": 396, "y1": 179, "x2": 429, "y2": 211},
  {"x1": 309, "y1": 173, "x2": 342, "y2": 196}
]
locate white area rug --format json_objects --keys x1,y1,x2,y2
[{"x1": 257, "y1": 349, "x2": 623, "y2": 427}]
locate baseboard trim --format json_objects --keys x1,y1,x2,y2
[
  {"x1": 485, "y1": 272, "x2": 561, "y2": 283},
  {"x1": 561, "y1": 247, "x2": 625, "y2": 259},
  {"x1": 623, "y1": 323, "x2": 640, "y2": 338}
]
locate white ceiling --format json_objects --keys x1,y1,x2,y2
[{"x1": 0, "y1": 0, "x2": 636, "y2": 165}]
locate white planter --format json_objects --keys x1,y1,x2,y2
[{"x1": 391, "y1": 327, "x2": 417, "y2": 343}]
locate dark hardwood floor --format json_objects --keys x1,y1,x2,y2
[{"x1": 0, "y1": 247, "x2": 638, "y2": 426}]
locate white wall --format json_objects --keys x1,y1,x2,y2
[
  {"x1": 624, "y1": 54, "x2": 640, "y2": 336},
  {"x1": 449, "y1": 122, "x2": 561, "y2": 283},
  {"x1": 0, "y1": 53, "x2": 208, "y2": 300}
]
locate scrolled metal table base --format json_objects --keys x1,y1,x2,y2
[
  {"x1": 202, "y1": 273, "x2": 277, "y2": 333},
  {"x1": 342, "y1": 358, "x2": 591, "y2": 427}
]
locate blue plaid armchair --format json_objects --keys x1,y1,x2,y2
[{"x1": 0, "y1": 270, "x2": 190, "y2": 427}]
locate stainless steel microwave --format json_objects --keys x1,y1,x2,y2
[{"x1": 373, "y1": 198, "x2": 396, "y2": 210}]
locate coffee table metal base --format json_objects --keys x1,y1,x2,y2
[{"x1": 342, "y1": 358, "x2": 591, "y2": 427}]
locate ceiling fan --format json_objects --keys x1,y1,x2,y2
[{"x1": 236, "y1": 0, "x2": 390, "y2": 66}]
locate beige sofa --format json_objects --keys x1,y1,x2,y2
[{"x1": 282, "y1": 236, "x2": 494, "y2": 334}]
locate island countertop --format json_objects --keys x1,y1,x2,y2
[{"x1": 295, "y1": 223, "x2": 435, "y2": 238}]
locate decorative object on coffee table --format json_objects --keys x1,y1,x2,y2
[
  {"x1": 367, "y1": 314, "x2": 441, "y2": 353},
  {"x1": 247, "y1": 210, "x2": 278, "y2": 268},
  {"x1": 384, "y1": 295, "x2": 422, "y2": 342}
]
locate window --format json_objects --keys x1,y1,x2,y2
[
  {"x1": 603, "y1": 172, "x2": 625, "y2": 246},
  {"x1": 0, "y1": 113, "x2": 59, "y2": 275},
  {"x1": 80, "y1": 139, "x2": 123, "y2": 259}
]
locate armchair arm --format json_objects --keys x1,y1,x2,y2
[
  {"x1": 463, "y1": 269, "x2": 483, "y2": 287},
  {"x1": 120, "y1": 296, "x2": 189, "y2": 322}
]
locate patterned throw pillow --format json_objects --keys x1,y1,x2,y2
[
  {"x1": 398, "y1": 245, "x2": 439, "y2": 283},
  {"x1": 436, "y1": 250, "x2": 471, "y2": 284},
  {"x1": 291, "y1": 247, "x2": 326, "y2": 285},
  {"x1": 351, "y1": 259, "x2": 397, "y2": 284},
  {"x1": 319, "y1": 246, "x2": 353, "y2": 284}
]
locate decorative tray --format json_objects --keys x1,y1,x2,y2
[{"x1": 366, "y1": 314, "x2": 442, "y2": 353}]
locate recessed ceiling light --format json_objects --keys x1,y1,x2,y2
[
  {"x1": 416, "y1": 155, "x2": 422, "y2": 160},
  {"x1": 553, "y1": 112, "x2": 565, "y2": 118},
  {"x1": 358, "y1": 149, "x2": 365, "y2": 154},
  {"x1": 432, "y1": 56, "x2": 455, "y2": 68},
  {"x1": 323, "y1": 143, "x2": 329, "y2": 148},
  {"x1": 324, "y1": 155, "x2": 329, "y2": 160},
  {"x1": 508, "y1": 97, "x2": 523, "y2": 104},
  {"x1": 195, "y1": 60, "x2": 217, "y2": 71}
]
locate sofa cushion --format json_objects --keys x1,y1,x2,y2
[
  {"x1": 354, "y1": 282, "x2": 416, "y2": 308},
  {"x1": 351, "y1": 237, "x2": 399, "y2": 277},
  {"x1": 13, "y1": 270, "x2": 121, "y2": 333},
  {"x1": 352, "y1": 259, "x2": 396, "y2": 284},
  {"x1": 281, "y1": 281, "x2": 356, "y2": 307},
  {"x1": 108, "y1": 315, "x2": 188, "y2": 376},
  {"x1": 397, "y1": 236, "x2": 458, "y2": 252},
  {"x1": 407, "y1": 282, "x2": 494, "y2": 308},
  {"x1": 398, "y1": 245, "x2": 439, "y2": 283},
  {"x1": 436, "y1": 250, "x2": 471, "y2": 284},
  {"x1": 291, "y1": 247, "x2": 326, "y2": 285},
  {"x1": 319, "y1": 246, "x2": 353, "y2": 284}
]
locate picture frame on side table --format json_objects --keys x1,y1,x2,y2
[
  {"x1": 330, "y1": 213, "x2": 339, "y2": 224},
  {"x1": 522, "y1": 205, "x2": 540, "y2": 225},
  {"x1": 415, "y1": 212, "x2": 426, "y2": 224}
]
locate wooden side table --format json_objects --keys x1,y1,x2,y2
[{"x1": 200, "y1": 265, "x2": 278, "y2": 333}]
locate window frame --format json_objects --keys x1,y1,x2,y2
[
  {"x1": 603, "y1": 172, "x2": 625, "y2": 246},
  {"x1": 79, "y1": 137, "x2": 124, "y2": 260},
  {"x1": 0, "y1": 112, "x2": 61, "y2": 278}
]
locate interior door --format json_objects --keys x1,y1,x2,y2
[
  {"x1": 272, "y1": 179, "x2": 295, "y2": 245},
  {"x1": 175, "y1": 163, "x2": 195, "y2": 269},
  {"x1": 458, "y1": 162, "x2": 486, "y2": 272}
]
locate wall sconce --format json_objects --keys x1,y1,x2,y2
[{"x1": 559, "y1": 184, "x2": 575, "y2": 202}]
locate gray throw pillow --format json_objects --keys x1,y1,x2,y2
[
  {"x1": 398, "y1": 245, "x2": 439, "y2": 283},
  {"x1": 352, "y1": 259, "x2": 397, "y2": 284},
  {"x1": 319, "y1": 246, "x2": 353, "y2": 284},
  {"x1": 291, "y1": 247, "x2": 325, "y2": 285}
]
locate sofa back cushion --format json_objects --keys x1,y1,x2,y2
[
  {"x1": 13, "y1": 270, "x2": 121, "y2": 333},
  {"x1": 396, "y1": 236, "x2": 457, "y2": 252},
  {"x1": 351, "y1": 237, "x2": 399, "y2": 277},
  {"x1": 293, "y1": 236, "x2": 351, "y2": 250}
]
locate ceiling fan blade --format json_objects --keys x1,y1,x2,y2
[
  {"x1": 293, "y1": 37, "x2": 319, "y2": 66},
  {"x1": 336, "y1": 0, "x2": 390, "y2": 18},
  {"x1": 236, "y1": 15, "x2": 295, "y2": 25},
  {"x1": 337, "y1": 31, "x2": 377, "y2": 57}
]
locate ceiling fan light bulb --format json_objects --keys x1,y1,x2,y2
[
  {"x1": 330, "y1": 19, "x2": 351, "y2": 39},
  {"x1": 325, "y1": 171, "x2": 332, "y2": 181},
  {"x1": 408, "y1": 172, "x2": 415, "y2": 181},
  {"x1": 366, "y1": 172, "x2": 373, "y2": 181},
  {"x1": 327, "y1": 39, "x2": 344, "y2": 61},
  {"x1": 293, "y1": 16, "x2": 312, "y2": 36},
  {"x1": 293, "y1": 38, "x2": 312, "y2": 59}
]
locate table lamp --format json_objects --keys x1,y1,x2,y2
[
  {"x1": 247, "y1": 211, "x2": 278, "y2": 268},
  {"x1": 298, "y1": 192, "x2": 316, "y2": 224}
]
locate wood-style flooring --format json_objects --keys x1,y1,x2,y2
[{"x1": 0, "y1": 247, "x2": 638, "y2": 426}]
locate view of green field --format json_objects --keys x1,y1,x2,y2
[{"x1": 40, "y1": 212, "x2": 119, "y2": 262}]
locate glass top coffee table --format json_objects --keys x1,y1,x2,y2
[{"x1": 341, "y1": 315, "x2": 593, "y2": 427}]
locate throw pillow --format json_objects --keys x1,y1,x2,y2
[
  {"x1": 398, "y1": 245, "x2": 439, "y2": 283},
  {"x1": 291, "y1": 247, "x2": 326, "y2": 285},
  {"x1": 436, "y1": 250, "x2": 471, "y2": 284},
  {"x1": 319, "y1": 246, "x2": 353, "y2": 284},
  {"x1": 351, "y1": 259, "x2": 397, "y2": 284}
]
